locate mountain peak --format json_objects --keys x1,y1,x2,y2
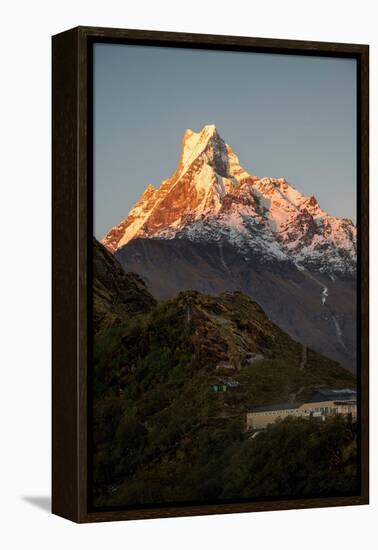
[
  {"x1": 185, "y1": 123, "x2": 218, "y2": 138},
  {"x1": 198, "y1": 123, "x2": 218, "y2": 137},
  {"x1": 180, "y1": 124, "x2": 221, "y2": 169},
  {"x1": 102, "y1": 126, "x2": 356, "y2": 275}
]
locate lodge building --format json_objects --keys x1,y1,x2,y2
[{"x1": 246, "y1": 389, "x2": 357, "y2": 431}]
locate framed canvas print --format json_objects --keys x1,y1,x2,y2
[{"x1": 52, "y1": 26, "x2": 369, "y2": 523}]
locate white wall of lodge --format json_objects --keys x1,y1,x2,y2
[{"x1": 246, "y1": 400, "x2": 357, "y2": 430}]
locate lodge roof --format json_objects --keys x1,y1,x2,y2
[
  {"x1": 249, "y1": 402, "x2": 300, "y2": 413},
  {"x1": 307, "y1": 389, "x2": 356, "y2": 403},
  {"x1": 248, "y1": 389, "x2": 357, "y2": 414}
]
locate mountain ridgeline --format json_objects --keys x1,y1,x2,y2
[
  {"x1": 93, "y1": 237, "x2": 156, "y2": 332},
  {"x1": 92, "y1": 240, "x2": 357, "y2": 506},
  {"x1": 102, "y1": 125, "x2": 357, "y2": 370}
]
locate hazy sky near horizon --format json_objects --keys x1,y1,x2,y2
[{"x1": 94, "y1": 43, "x2": 357, "y2": 239}]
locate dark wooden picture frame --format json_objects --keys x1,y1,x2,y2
[{"x1": 52, "y1": 26, "x2": 369, "y2": 523}]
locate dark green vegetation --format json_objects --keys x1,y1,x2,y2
[
  {"x1": 92, "y1": 240, "x2": 357, "y2": 507},
  {"x1": 93, "y1": 237, "x2": 156, "y2": 332}
]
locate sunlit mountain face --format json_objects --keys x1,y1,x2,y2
[
  {"x1": 103, "y1": 124, "x2": 356, "y2": 276},
  {"x1": 101, "y1": 125, "x2": 357, "y2": 371}
]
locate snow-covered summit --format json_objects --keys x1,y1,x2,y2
[{"x1": 102, "y1": 125, "x2": 356, "y2": 275}]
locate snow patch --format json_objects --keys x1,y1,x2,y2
[{"x1": 322, "y1": 286, "x2": 328, "y2": 305}]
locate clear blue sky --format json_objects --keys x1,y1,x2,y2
[{"x1": 94, "y1": 43, "x2": 356, "y2": 239}]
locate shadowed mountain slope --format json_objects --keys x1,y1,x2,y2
[{"x1": 92, "y1": 238, "x2": 356, "y2": 507}]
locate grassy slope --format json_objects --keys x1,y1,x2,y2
[{"x1": 92, "y1": 280, "x2": 356, "y2": 506}]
